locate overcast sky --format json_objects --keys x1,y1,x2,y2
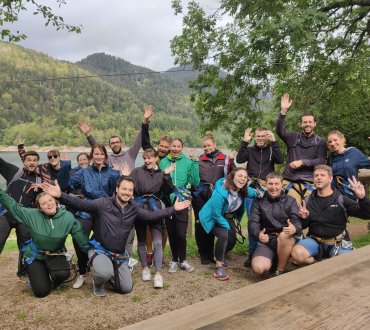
[{"x1": 8, "y1": 0, "x2": 209, "y2": 71}]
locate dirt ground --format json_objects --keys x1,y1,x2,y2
[{"x1": 0, "y1": 221, "x2": 368, "y2": 330}]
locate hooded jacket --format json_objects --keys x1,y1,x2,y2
[
  {"x1": 0, "y1": 189, "x2": 89, "y2": 260},
  {"x1": 198, "y1": 150, "x2": 234, "y2": 185}
]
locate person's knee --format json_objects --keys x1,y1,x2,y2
[
  {"x1": 51, "y1": 270, "x2": 70, "y2": 284},
  {"x1": 252, "y1": 258, "x2": 271, "y2": 275},
  {"x1": 291, "y1": 245, "x2": 310, "y2": 264},
  {"x1": 32, "y1": 284, "x2": 52, "y2": 298},
  {"x1": 277, "y1": 233, "x2": 294, "y2": 246},
  {"x1": 152, "y1": 239, "x2": 162, "y2": 251}
]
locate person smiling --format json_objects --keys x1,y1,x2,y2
[
  {"x1": 327, "y1": 130, "x2": 370, "y2": 199},
  {"x1": 160, "y1": 138, "x2": 200, "y2": 273},
  {"x1": 130, "y1": 149, "x2": 175, "y2": 288},
  {"x1": 199, "y1": 168, "x2": 258, "y2": 280},
  {"x1": 0, "y1": 188, "x2": 89, "y2": 298},
  {"x1": 249, "y1": 172, "x2": 301, "y2": 276}
]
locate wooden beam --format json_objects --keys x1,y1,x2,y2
[{"x1": 123, "y1": 245, "x2": 370, "y2": 330}]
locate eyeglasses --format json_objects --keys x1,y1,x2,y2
[{"x1": 48, "y1": 155, "x2": 59, "y2": 160}]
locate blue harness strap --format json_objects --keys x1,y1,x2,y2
[
  {"x1": 173, "y1": 186, "x2": 192, "y2": 202},
  {"x1": 334, "y1": 176, "x2": 355, "y2": 199},
  {"x1": 89, "y1": 239, "x2": 129, "y2": 264},
  {"x1": 134, "y1": 194, "x2": 164, "y2": 211},
  {"x1": 21, "y1": 239, "x2": 40, "y2": 264}
]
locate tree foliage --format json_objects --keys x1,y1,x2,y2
[
  {"x1": 0, "y1": 0, "x2": 81, "y2": 41},
  {"x1": 171, "y1": 0, "x2": 370, "y2": 153}
]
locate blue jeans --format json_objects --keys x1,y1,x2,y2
[
  {"x1": 297, "y1": 237, "x2": 353, "y2": 258},
  {"x1": 245, "y1": 197, "x2": 257, "y2": 255}
]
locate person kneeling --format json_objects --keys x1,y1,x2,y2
[
  {"x1": 249, "y1": 172, "x2": 301, "y2": 276},
  {"x1": 291, "y1": 165, "x2": 370, "y2": 265}
]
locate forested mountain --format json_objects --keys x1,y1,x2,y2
[{"x1": 0, "y1": 43, "x2": 234, "y2": 148}]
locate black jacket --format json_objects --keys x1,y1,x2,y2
[
  {"x1": 306, "y1": 189, "x2": 370, "y2": 238},
  {"x1": 59, "y1": 193, "x2": 175, "y2": 253},
  {"x1": 249, "y1": 192, "x2": 301, "y2": 239},
  {"x1": 236, "y1": 141, "x2": 283, "y2": 180}
]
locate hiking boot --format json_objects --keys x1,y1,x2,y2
[
  {"x1": 200, "y1": 256, "x2": 211, "y2": 265},
  {"x1": 141, "y1": 268, "x2": 151, "y2": 282},
  {"x1": 244, "y1": 256, "x2": 252, "y2": 268},
  {"x1": 73, "y1": 275, "x2": 86, "y2": 289},
  {"x1": 146, "y1": 253, "x2": 154, "y2": 268},
  {"x1": 153, "y1": 274, "x2": 163, "y2": 288},
  {"x1": 180, "y1": 260, "x2": 194, "y2": 273},
  {"x1": 168, "y1": 261, "x2": 179, "y2": 273},
  {"x1": 213, "y1": 267, "x2": 230, "y2": 281},
  {"x1": 92, "y1": 279, "x2": 106, "y2": 297}
]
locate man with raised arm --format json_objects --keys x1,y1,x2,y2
[
  {"x1": 41, "y1": 178, "x2": 190, "y2": 297},
  {"x1": 291, "y1": 165, "x2": 370, "y2": 265},
  {"x1": 276, "y1": 93, "x2": 327, "y2": 203},
  {"x1": 78, "y1": 105, "x2": 153, "y2": 173},
  {"x1": 236, "y1": 127, "x2": 284, "y2": 267}
]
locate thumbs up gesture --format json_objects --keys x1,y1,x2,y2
[
  {"x1": 259, "y1": 228, "x2": 269, "y2": 243},
  {"x1": 283, "y1": 219, "x2": 297, "y2": 235}
]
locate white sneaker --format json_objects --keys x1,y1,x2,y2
[
  {"x1": 180, "y1": 260, "x2": 194, "y2": 273},
  {"x1": 153, "y1": 274, "x2": 163, "y2": 288},
  {"x1": 73, "y1": 275, "x2": 86, "y2": 289},
  {"x1": 168, "y1": 261, "x2": 179, "y2": 273},
  {"x1": 141, "y1": 268, "x2": 151, "y2": 281}
]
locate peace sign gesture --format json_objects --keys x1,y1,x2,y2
[
  {"x1": 298, "y1": 200, "x2": 310, "y2": 219},
  {"x1": 348, "y1": 176, "x2": 366, "y2": 199}
]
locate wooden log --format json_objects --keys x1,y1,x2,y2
[{"x1": 123, "y1": 245, "x2": 370, "y2": 330}]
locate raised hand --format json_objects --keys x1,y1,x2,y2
[
  {"x1": 348, "y1": 176, "x2": 366, "y2": 199},
  {"x1": 120, "y1": 162, "x2": 131, "y2": 176},
  {"x1": 228, "y1": 150, "x2": 237, "y2": 160},
  {"x1": 78, "y1": 120, "x2": 92, "y2": 136},
  {"x1": 266, "y1": 130, "x2": 276, "y2": 142},
  {"x1": 188, "y1": 148, "x2": 198, "y2": 160},
  {"x1": 164, "y1": 163, "x2": 176, "y2": 174},
  {"x1": 283, "y1": 219, "x2": 297, "y2": 235},
  {"x1": 259, "y1": 228, "x2": 269, "y2": 243},
  {"x1": 41, "y1": 181, "x2": 62, "y2": 198},
  {"x1": 281, "y1": 93, "x2": 293, "y2": 115},
  {"x1": 143, "y1": 105, "x2": 154, "y2": 124},
  {"x1": 298, "y1": 200, "x2": 309, "y2": 219},
  {"x1": 244, "y1": 128, "x2": 253, "y2": 143},
  {"x1": 174, "y1": 198, "x2": 191, "y2": 211},
  {"x1": 60, "y1": 152, "x2": 69, "y2": 161},
  {"x1": 17, "y1": 136, "x2": 25, "y2": 145}
]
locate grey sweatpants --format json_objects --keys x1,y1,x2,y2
[{"x1": 88, "y1": 250, "x2": 133, "y2": 294}]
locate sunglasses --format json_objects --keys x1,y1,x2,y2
[{"x1": 48, "y1": 155, "x2": 59, "y2": 160}]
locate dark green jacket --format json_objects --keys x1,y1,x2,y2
[{"x1": 0, "y1": 189, "x2": 89, "y2": 260}]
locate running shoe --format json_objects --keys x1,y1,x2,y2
[
  {"x1": 180, "y1": 260, "x2": 194, "y2": 273},
  {"x1": 168, "y1": 261, "x2": 179, "y2": 273},
  {"x1": 153, "y1": 274, "x2": 163, "y2": 288},
  {"x1": 213, "y1": 266, "x2": 230, "y2": 281},
  {"x1": 141, "y1": 268, "x2": 151, "y2": 281},
  {"x1": 73, "y1": 274, "x2": 86, "y2": 289},
  {"x1": 92, "y1": 279, "x2": 106, "y2": 297}
]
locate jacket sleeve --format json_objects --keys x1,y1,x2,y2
[
  {"x1": 236, "y1": 141, "x2": 250, "y2": 164},
  {"x1": 356, "y1": 149, "x2": 370, "y2": 168},
  {"x1": 249, "y1": 200, "x2": 262, "y2": 239},
  {"x1": 0, "y1": 189, "x2": 34, "y2": 227},
  {"x1": 86, "y1": 134, "x2": 98, "y2": 147},
  {"x1": 271, "y1": 141, "x2": 284, "y2": 164},
  {"x1": 345, "y1": 196, "x2": 370, "y2": 219},
  {"x1": 0, "y1": 157, "x2": 19, "y2": 182},
  {"x1": 224, "y1": 156, "x2": 235, "y2": 176},
  {"x1": 18, "y1": 144, "x2": 26, "y2": 160},
  {"x1": 126, "y1": 128, "x2": 142, "y2": 161},
  {"x1": 70, "y1": 218, "x2": 90, "y2": 253},
  {"x1": 287, "y1": 198, "x2": 302, "y2": 235},
  {"x1": 247, "y1": 187, "x2": 258, "y2": 199},
  {"x1": 59, "y1": 192, "x2": 100, "y2": 214},
  {"x1": 162, "y1": 173, "x2": 175, "y2": 195},
  {"x1": 141, "y1": 123, "x2": 154, "y2": 150},
  {"x1": 208, "y1": 192, "x2": 231, "y2": 231},
  {"x1": 275, "y1": 113, "x2": 296, "y2": 145},
  {"x1": 136, "y1": 205, "x2": 176, "y2": 221},
  {"x1": 68, "y1": 169, "x2": 83, "y2": 191},
  {"x1": 57, "y1": 161, "x2": 72, "y2": 191},
  {"x1": 301, "y1": 138, "x2": 327, "y2": 167},
  {"x1": 188, "y1": 159, "x2": 200, "y2": 186}
]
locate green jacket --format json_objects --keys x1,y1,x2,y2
[
  {"x1": 160, "y1": 153, "x2": 200, "y2": 202},
  {"x1": 0, "y1": 189, "x2": 89, "y2": 260}
]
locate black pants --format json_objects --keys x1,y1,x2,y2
[
  {"x1": 165, "y1": 209, "x2": 188, "y2": 263},
  {"x1": 211, "y1": 221, "x2": 237, "y2": 262},
  {"x1": 26, "y1": 258, "x2": 70, "y2": 298},
  {"x1": 192, "y1": 194, "x2": 215, "y2": 261},
  {"x1": 0, "y1": 214, "x2": 30, "y2": 253},
  {"x1": 72, "y1": 217, "x2": 93, "y2": 275}
]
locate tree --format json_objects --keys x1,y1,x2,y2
[
  {"x1": 0, "y1": 0, "x2": 81, "y2": 41},
  {"x1": 171, "y1": 0, "x2": 370, "y2": 152}
]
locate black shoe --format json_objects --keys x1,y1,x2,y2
[
  {"x1": 244, "y1": 256, "x2": 252, "y2": 268},
  {"x1": 200, "y1": 257, "x2": 211, "y2": 265}
]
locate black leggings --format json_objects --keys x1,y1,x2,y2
[
  {"x1": 72, "y1": 217, "x2": 93, "y2": 275},
  {"x1": 165, "y1": 209, "x2": 188, "y2": 263},
  {"x1": 26, "y1": 259, "x2": 70, "y2": 298},
  {"x1": 0, "y1": 214, "x2": 30, "y2": 253},
  {"x1": 192, "y1": 194, "x2": 215, "y2": 260},
  {"x1": 211, "y1": 222, "x2": 237, "y2": 262}
]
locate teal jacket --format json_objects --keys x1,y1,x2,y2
[
  {"x1": 199, "y1": 178, "x2": 258, "y2": 233},
  {"x1": 0, "y1": 189, "x2": 89, "y2": 260},
  {"x1": 160, "y1": 153, "x2": 200, "y2": 202}
]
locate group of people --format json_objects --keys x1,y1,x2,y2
[{"x1": 0, "y1": 94, "x2": 369, "y2": 298}]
